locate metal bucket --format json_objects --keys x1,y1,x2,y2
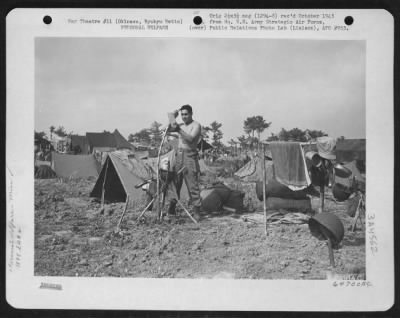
[
  {"x1": 334, "y1": 163, "x2": 352, "y2": 178},
  {"x1": 332, "y1": 183, "x2": 352, "y2": 202}
]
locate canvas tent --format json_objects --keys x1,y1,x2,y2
[
  {"x1": 336, "y1": 139, "x2": 366, "y2": 163},
  {"x1": 91, "y1": 152, "x2": 154, "y2": 203},
  {"x1": 198, "y1": 139, "x2": 213, "y2": 152},
  {"x1": 35, "y1": 165, "x2": 57, "y2": 179},
  {"x1": 70, "y1": 135, "x2": 89, "y2": 154},
  {"x1": 113, "y1": 129, "x2": 135, "y2": 150},
  {"x1": 234, "y1": 157, "x2": 274, "y2": 182},
  {"x1": 51, "y1": 152, "x2": 100, "y2": 178},
  {"x1": 86, "y1": 129, "x2": 134, "y2": 154},
  {"x1": 86, "y1": 131, "x2": 116, "y2": 154}
]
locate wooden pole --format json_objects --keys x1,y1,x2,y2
[
  {"x1": 319, "y1": 160, "x2": 325, "y2": 213},
  {"x1": 156, "y1": 128, "x2": 168, "y2": 220},
  {"x1": 351, "y1": 194, "x2": 362, "y2": 232},
  {"x1": 261, "y1": 143, "x2": 268, "y2": 236},
  {"x1": 319, "y1": 184, "x2": 325, "y2": 213},
  {"x1": 101, "y1": 158, "x2": 109, "y2": 208},
  {"x1": 326, "y1": 237, "x2": 335, "y2": 267}
]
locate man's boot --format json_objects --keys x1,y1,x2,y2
[{"x1": 167, "y1": 199, "x2": 177, "y2": 215}]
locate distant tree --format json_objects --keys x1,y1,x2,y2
[
  {"x1": 278, "y1": 128, "x2": 327, "y2": 142},
  {"x1": 54, "y1": 126, "x2": 67, "y2": 137},
  {"x1": 201, "y1": 125, "x2": 211, "y2": 141},
  {"x1": 254, "y1": 116, "x2": 271, "y2": 146},
  {"x1": 243, "y1": 117, "x2": 257, "y2": 140},
  {"x1": 49, "y1": 125, "x2": 55, "y2": 140},
  {"x1": 149, "y1": 121, "x2": 163, "y2": 146},
  {"x1": 209, "y1": 121, "x2": 223, "y2": 149},
  {"x1": 237, "y1": 135, "x2": 248, "y2": 152},
  {"x1": 288, "y1": 128, "x2": 304, "y2": 141},
  {"x1": 244, "y1": 115, "x2": 271, "y2": 149},
  {"x1": 266, "y1": 133, "x2": 279, "y2": 142},
  {"x1": 128, "y1": 133, "x2": 136, "y2": 142},
  {"x1": 278, "y1": 128, "x2": 290, "y2": 141},
  {"x1": 308, "y1": 129, "x2": 328, "y2": 140},
  {"x1": 228, "y1": 138, "x2": 238, "y2": 156},
  {"x1": 132, "y1": 128, "x2": 151, "y2": 145},
  {"x1": 35, "y1": 131, "x2": 50, "y2": 152},
  {"x1": 35, "y1": 131, "x2": 46, "y2": 140}
]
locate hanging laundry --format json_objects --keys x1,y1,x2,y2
[{"x1": 269, "y1": 142, "x2": 311, "y2": 190}]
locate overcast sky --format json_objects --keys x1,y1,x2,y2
[{"x1": 35, "y1": 37, "x2": 365, "y2": 142}]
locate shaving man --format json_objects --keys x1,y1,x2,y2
[{"x1": 168, "y1": 105, "x2": 202, "y2": 221}]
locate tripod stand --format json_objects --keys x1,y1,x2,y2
[{"x1": 135, "y1": 166, "x2": 198, "y2": 224}]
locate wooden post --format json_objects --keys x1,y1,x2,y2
[
  {"x1": 326, "y1": 237, "x2": 335, "y2": 267},
  {"x1": 261, "y1": 143, "x2": 268, "y2": 236},
  {"x1": 319, "y1": 161, "x2": 325, "y2": 213},
  {"x1": 156, "y1": 128, "x2": 168, "y2": 221},
  {"x1": 351, "y1": 193, "x2": 362, "y2": 232},
  {"x1": 101, "y1": 158, "x2": 109, "y2": 208},
  {"x1": 319, "y1": 183, "x2": 325, "y2": 213}
]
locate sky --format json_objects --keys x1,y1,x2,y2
[{"x1": 35, "y1": 37, "x2": 366, "y2": 142}]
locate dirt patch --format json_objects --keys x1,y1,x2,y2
[{"x1": 35, "y1": 178, "x2": 365, "y2": 279}]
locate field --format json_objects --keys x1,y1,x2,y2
[{"x1": 34, "y1": 172, "x2": 366, "y2": 280}]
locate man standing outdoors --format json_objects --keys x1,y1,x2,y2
[{"x1": 168, "y1": 105, "x2": 202, "y2": 221}]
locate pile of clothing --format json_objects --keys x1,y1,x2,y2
[{"x1": 200, "y1": 182, "x2": 245, "y2": 213}]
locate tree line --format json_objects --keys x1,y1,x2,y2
[{"x1": 128, "y1": 115, "x2": 330, "y2": 153}]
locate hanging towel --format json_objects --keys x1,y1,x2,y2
[{"x1": 269, "y1": 142, "x2": 311, "y2": 190}]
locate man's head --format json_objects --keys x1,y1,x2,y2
[{"x1": 180, "y1": 104, "x2": 193, "y2": 124}]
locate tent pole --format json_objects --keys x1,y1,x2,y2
[
  {"x1": 101, "y1": 158, "x2": 109, "y2": 208},
  {"x1": 262, "y1": 143, "x2": 268, "y2": 236},
  {"x1": 156, "y1": 128, "x2": 168, "y2": 221}
]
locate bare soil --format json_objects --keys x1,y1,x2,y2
[{"x1": 35, "y1": 177, "x2": 365, "y2": 279}]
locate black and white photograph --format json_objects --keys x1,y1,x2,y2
[
  {"x1": 6, "y1": 9, "x2": 394, "y2": 311},
  {"x1": 33, "y1": 37, "x2": 366, "y2": 279}
]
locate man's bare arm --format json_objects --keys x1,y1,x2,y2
[{"x1": 178, "y1": 122, "x2": 201, "y2": 143}]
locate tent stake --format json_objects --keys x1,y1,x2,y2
[
  {"x1": 117, "y1": 195, "x2": 129, "y2": 230},
  {"x1": 136, "y1": 197, "x2": 155, "y2": 223}
]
